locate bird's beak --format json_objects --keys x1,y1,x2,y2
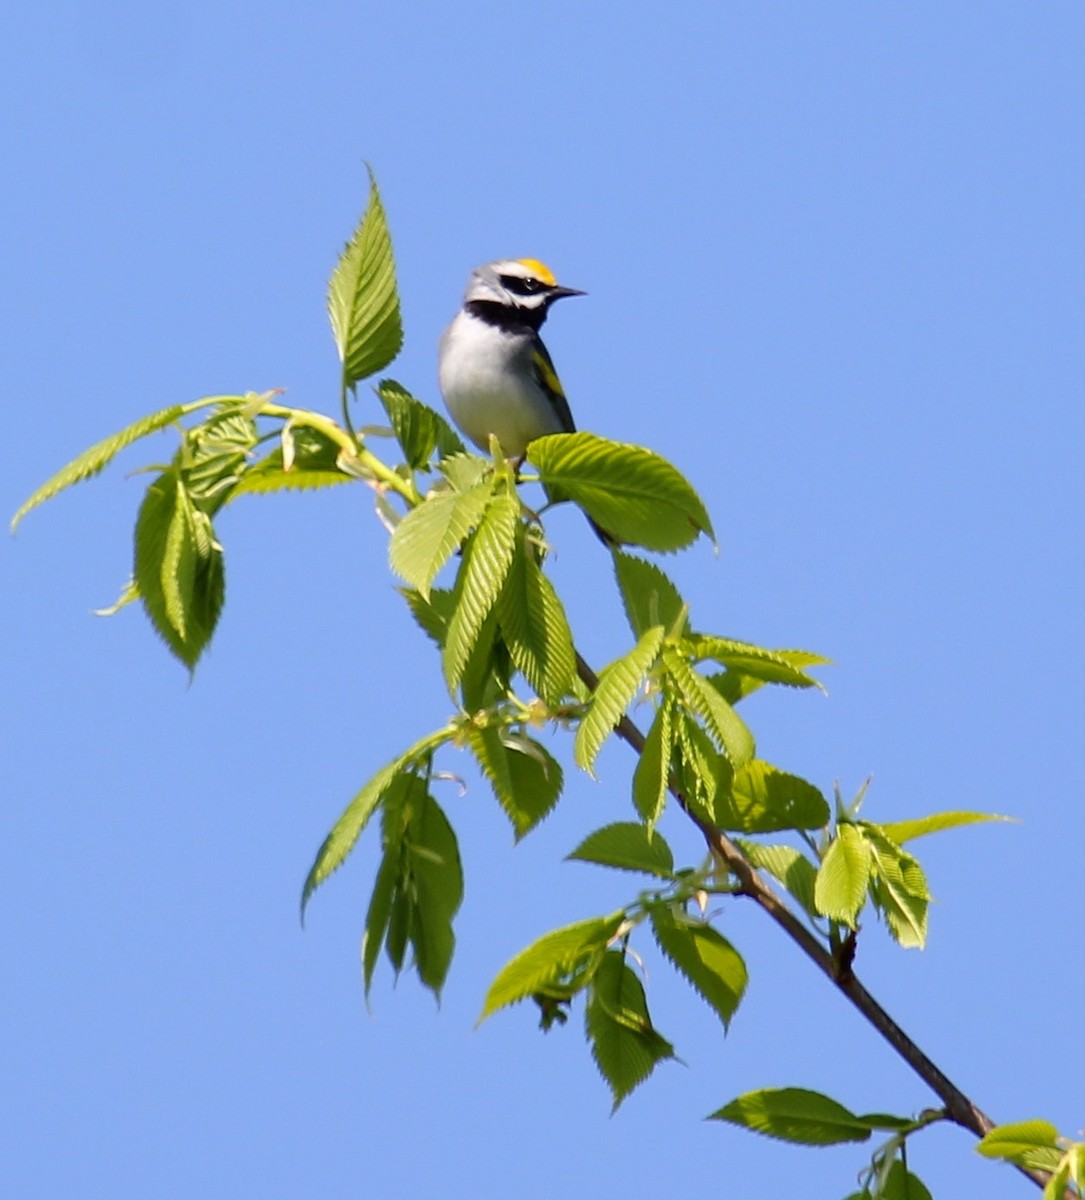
[{"x1": 551, "y1": 286, "x2": 586, "y2": 300}]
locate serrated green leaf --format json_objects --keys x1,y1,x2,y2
[
  {"x1": 632, "y1": 701, "x2": 673, "y2": 827},
  {"x1": 586, "y1": 950, "x2": 675, "y2": 1111},
  {"x1": 399, "y1": 586, "x2": 455, "y2": 647},
  {"x1": 814, "y1": 823, "x2": 871, "y2": 925},
  {"x1": 710, "y1": 1087, "x2": 873, "y2": 1145},
  {"x1": 613, "y1": 551, "x2": 686, "y2": 638},
  {"x1": 686, "y1": 635, "x2": 828, "y2": 690},
  {"x1": 407, "y1": 792, "x2": 463, "y2": 996},
  {"x1": 574, "y1": 625, "x2": 665, "y2": 773},
  {"x1": 704, "y1": 669, "x2": 751, "y2": 707},
  {"x1": 440, "y1": 452, "x2": 491, "y2": 492},
  {"x1": 442, "y1": 494, "x2": 520, "y2": 694},
  {"x1": 864, "y1": 827, "x2": 929, "y2": 949},
  {"x1": 530, "y1": 432, "x2": 714, "y2": 552},
  {"x1": 713, "y1": 760, "x2": 829, "y2": 833},
  {"x1": 133, "y1": 469, "x2": 224, "y2": 671},
  {"x1": 497, "y1": 527, "x2": 576, "y2": 705},
  {"x1": 663, "y1": 649, "x2": 755, "y2": 767},
  {"x1": 361, "y1": 830, "x2": 401, "y2": 997},
  {"x1": 377, "y1": 379, "x2": 464, "y2": 467},
  {"x1": 328, "y1": 169, "x2": 402, "y2": 392},
  {"x1": 868, "y1": 840, "x2": 926, "y2": 950},
  {"x1": 182, "y1": 406, "x2": 258, "y2": 508},
  {"x1": 650, "y1": 909, "x2": 747, "y2": 1029},
  {"x1": 434, "y1": 496, "x2": 514, "y2": 680},
  {"x1": 300, "y1": 727, "x2": 452, "y2": 918},
  {"x1": 457, "y1": 606, "x2": 509, "y2": 712},
  {"x1": 671, "y1": 710, "x2": 732, "y2": 819},
  {"x1": 301, "y1": 759, "x2": 404, "y2": 920},
  {"x1": 467, "y1": 725, "x2": 564, "y2": 839},
  {"x1": 230, "y1": 424, "x2": 351, "y2": 497},
  {"x1": 736, "y1": 840, "x2": 820, "y2": 921},
  {"x1": 880, "y1": 810, "x2": 1013, "y2": 845},
  {"x1": 568, "y1": 822, "x2": 675, "y2": 878},
  {"x1": 479, "y1": 912, "x2": 625, "y2": 1021},
  {"x1": 976, "y1": 1121, "x2": 1063, "y2": 1172},
  {"x1": 389, "y1": 480, "x2": 493, "y2": 600},
  {"x1": 160, "y1": 482, "x2": 197, "y2": 637},
  {"x1": 11, "y1": 402, "x2": 187, "y2": 531}
]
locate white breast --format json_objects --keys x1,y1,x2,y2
[{"x1": 438, "y1": 312, "x2": 565, "y2": 458}]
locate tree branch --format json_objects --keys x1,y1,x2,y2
[{"x1": 572, "y1": 653, "x2": 1057, "y2": 1194}]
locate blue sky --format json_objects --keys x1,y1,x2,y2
[{"x1": 3, "y1": 4, "x2": 1082, "y2": 1197}]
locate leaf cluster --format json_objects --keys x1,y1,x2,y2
[{"x1": 13, "y1": 170, "x2": 1044, "y2": 1199}]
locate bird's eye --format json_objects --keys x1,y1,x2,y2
[{"x1": 499, "y1": 274, "x2": 544, "y2": 296}]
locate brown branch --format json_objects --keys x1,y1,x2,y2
[{"x1": 573, "y1": 653, "x2": 1058, "y2": 1194}]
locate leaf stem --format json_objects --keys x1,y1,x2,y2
[{"x1": 259, "y1": 401, "x2": 421, "y2": 507}]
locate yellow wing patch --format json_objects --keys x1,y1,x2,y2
[
  {"x1": 517, "y1": 258, "x2": 556, "y2": 286},
  {"x1": 533, "y1": 346, "x2": 565, "y2": 399}
]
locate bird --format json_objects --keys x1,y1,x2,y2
[{"x1": 438, "y1": 258, "x2": 585, "y2": 460}]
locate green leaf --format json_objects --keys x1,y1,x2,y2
[
  {"x1": 358, "y1": 777, "x2": 464, "y2": 999},
  {"x1": 568, "y1": 823, "x2": 675, "y2": 878},
  {"x1": 389, "y1": 480, "x2": 492, "y2": 599},
  {"x1": 529, "y1": 432, "x2": 714, "y2": 552},
  {"x1": 300, "y1": 727, "x2": 452, "y2": 918},
  {"x1": 399, "y1": 586, "x2": 455, "y2": 647},
  {"x1": 327, "y1": 168, "x2": 403, "y2": 392},
  {"x1": 976, "y1": 1121, "x2": 1063, "y2": 1172},
  {"x1": 181, "y1": 405, "x2": 258, "y2": 508},
  {"x1": 632, "y1": 701, "x2": 673, "y2": 827},
  {"x1": 361, "y1": 825, "x2": 401, "y2": 996},
  {"x1": 864, "y1": 827, "x2": 929, "y2": 949},
  {"x1": 686, "y1": 635, "x2": 827, "y2": 690},
  {"x1": 650, "y1": 908, "x2": 747, "y2": 1029},
  {"x1": 230, "y1": 425, "x2": 351, "y2": 497},
  {"x1": 736, "y1": 840, "x2": 820, "y2": 921},
  {"x1": 612, "y1": 551, "x2": 686, "y2": 638},
  {"x1": 443, "y1": 494, "x2": 520, "y2": 693},
  {"x1": 663, "y1": 649, "x2": 755, "y2": 767},
  {"x1": 880, "y1": 810, "x2": 1012, "y2": 845},
  {"x1": 852, "y1": 1111, "x2": 921, "y2": 1132},
  {"x1": 586, "y1": 950, "x2": 675, "y2": 1111},
  {"x1": 467, "y1": 725, "x2": 564, "y2": 839},
  {"x1": 1068, "y1": 1142, "x2": 1085, "y2": 1188},
  {"x1": 406, "y1": 791, "x2": 464, "y2": 996},
  {"x1": 497, "y1": 526, "x2": 576, "y2": 705},
  {"x1": 574, "y1": 625, "x2": 665, "y2": 773},
  {"x1": 1043, "y1": 1162, "x2": 1074, "y2": 1200},
  {"x1": 377, "y1": 379, "x2": 464, "y2": 466},
  {"x1": 440, "y1": 452, "x2": 491, "y2": 493},
  {"x1": 93, "y1": 576, "x2": 140, "y2": 618},
  {"x1": 479, "y1": 912, "x2": 625, "y2": 1021},
  {"x1": 879, "y1": 1160, "x2": 934, "y2": 1200},
  {"x1": 671, "y1": 710, "x2": 732, "y2": 819},
  {"x1": 814, "y1": 823, "x2": 871, "y2": 926},
  {"x1": 710, "y1": 1087, "x2": 873, "y2": 1145},
  {"x1": 457, "y1": 606, "x2": 510, "y2": 712},
  {"x1": 713, "y1": 760, "x2": 829, "y2": 833},
  {"x1": 133, "y1": 469, "x2": 224, "y2": 670},
  {"x1": 301, "y1": 758, "x2": 405, "y2": 920},
  {"x1": 11, "y1": 401, "x2": 187, "y2": 531}
]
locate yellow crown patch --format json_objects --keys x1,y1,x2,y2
[{"x1": 516, "y1": 258, "x2": 556, "y2": 286}]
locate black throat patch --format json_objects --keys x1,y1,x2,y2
[{"x1": 466, "y1": 299, "x2": 549, "y2": 335}]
